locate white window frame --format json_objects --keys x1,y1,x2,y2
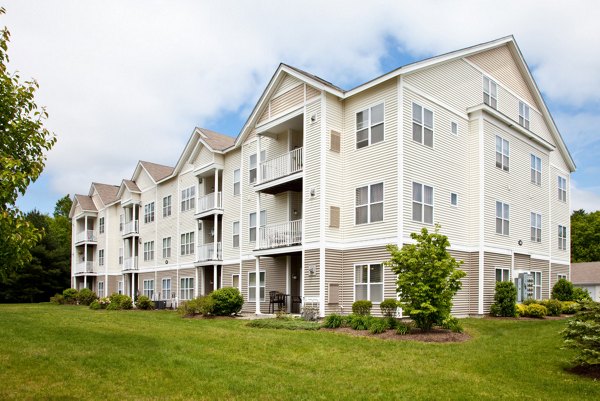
[
  {"x1": 248, "y1": 271, "x2": 265, "y2": 302},
  {"x1": 356, "y1": 102, "x2": 384, "y2": 149},
  {"x1": 483, "y1": 76, "x2": 498, "y2": 109},
  {"x1": 180, "y1": 277, "x2": 194, "y2": 300},
  {"x1": 144, "y1": 202, "x2": 155, "y2": 224},
  {"x1": 354, "y1": 263, "x2": 384, "y2": 303},
  {"x1": 496, "y1": 201, "x2": 510, "y2": 236},
  {"x1": 532, "y1": 271, "x2": 542, "y2": 300},
  {"x1": 412, "y1": 182, "x2": 434, "y2": 224},
  {"x1": 118, "y1": 280, "x2": 124, "y2": 295},
  {"x1": 249, "y1": 210, "x2": 266, "y2": 243},
  {"x1": 232, "y1": 274, "x2": 240, "y2": 290},
  {"x1": 558, "y1": 176, "x2": 567, "y2": 202},
  {"x1": 412, "y1": 102, "x2": 434, "y2": 148},
  {"x1": 97, "y1": 281, "x2": 104, "y2": 298},
  {"x1": 519, "y1": 101, "x2": 530, "y2": 129},
  {"x1": 99, "y1": 217, "x2": 104, "y2": 234},
  {"x1": 530, "y1": 212, "x2": 542, "y2": 243},
  {"x1": 355, "y1": 182, "x2": 384, "y2": 225},
  {"x1": 143, "y1": 241, "x2": 154, "y2": 261},
  {"x1": 495, "y1": 135, "x2": 509, "y2": 171},
  {"x1": 495, "y1": 268, "x2": 510, "y2": 282},
  {"x1": 557, "y1": 274, "x2": 567, "y2": 281},
  {"x1": 180, "y1": 232, "x2": 194, "y2": 256},
  {"x1": 181, "y1": 186, "x2": 196, "y2": 212},
  {"x1": 98, "y1": 249, "x2": 104, "y2": 266},
  {"x1": 162, "y1": 278, "x2": 171, "y2": 300},
  {"x1": 163, "y1": 195, "x2": 172, "y2": 217},
  {"x1": 119, "y1": 214, "x2": 124, "y2": 232},
  {"x1": 232, "y1": 221, "x2": 240, "y2": 248},
  {"x1": 162, "y1": 237, "x2": 171, "y2": 259},
  {"x1": 531, "y1": 154, "x2": 541, "y2": 186},
  {"x1": 233, "y1": 169, "x2": 241, "y2": 196},
  {"x1": 558, "y1": 225, "x2": 567, "y2": 250},
  {"x1": 249, "y1": 151, "x2": 265, "y2": 184},
  {"x1": 143, "y1": 279, "x2": 154, "y2": 299},
  {"x1": 450, "y1": 192, "x2": 458, "y2": 207}
]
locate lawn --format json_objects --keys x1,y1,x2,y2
[{"x1": 0, "y1": 304, "x2": 597, "y2": 401}]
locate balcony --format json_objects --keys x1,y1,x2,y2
[
  {"x1": 123, "y1": 257, "x2": 138, "y2": 271},
  {"x1": 255, "y1": 147, "x2": 303, "y2": 194},
  {"x1": 195, "y1": 192, "x2": 223, "y2": 219},
  {"x1": 122, "y1": 220, "x2": 139, "y2": 237},
  {"x1": 75, "y1": 261, "x2": 94, "y2": 274},
  {"x1": 197, "y1": 242, "x2": 222, "y2": 262},
  {"x1": 258, "y1": 219, "x2": 302, "y2": 250},
  {"x1": 75, "y1": 230, "x2": 96, "y2": 244}
]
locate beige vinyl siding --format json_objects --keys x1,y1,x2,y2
[
  {"x1": 304, "y1": 100, "x2": 322, "y2": 242},
  {"x1": 240, "y1": 140, "x2": 256, "y2": 254},
  {"x1": 273, "y1": 73, "x2": 301, "y2": 96},
  {"x1": 106, "y1": 275, "x2": 122, "y2": 297},
  {"x1": 306, "y1": 85, "x2": 320, "y2": 101},
  {"x1": 136, "y1": 170, "x2": 155, "y2": 191},
  {"x1": 221, "y1": 264, "x2": 240, "y2": 288},
  {"x1": 324, "y1": 249, "x2": 343, "y2": 315},
  {"x1": 240, "y1": 260, "x2": 253, "y2": 312},
  {"x1": 341, "y1": 80, "x2": 397, "y2": 241},
  {"x1": 531, "y1": 258, "x2": 550, "y2": 299},
  {"x1": 155, "y1": 270, "x2": 175, "y2": 300},
  {"x1": 449, "y1": 250, "x2": 478, "y2": 316},
  {"x1": 221, "y1": 148, "x2": 241, "y2": 261},
  {"x1": 138, "y1": 181, "x2": 159, "y2": 271},
  {"x1": 106, "y1": 204, "x2": 122, "y2": 274},
  {"x1": 194, "y1": 146, "x2": 215, "y2": 169},
  {"x1": 403, "y1": 88, "x2": 470, "y2": 246},
  {"x1": 241, "y1": 257, "x2": 286, "y2": 313},
  {"x1": 551, "y1": 263, "x2": 570, "y2": 286},
  {"x1": 484, "y1": 252, "x2": 511, "y2": 311},
  {"x1": 303, "y1": 249, "x2": 320, "y2": 301},
  {"x1": 325, "y1": 93, "x2": 343, "y2": 241}
]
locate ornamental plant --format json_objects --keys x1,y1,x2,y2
[
  {"x1": 386, "y1": 225, "x2": 466, "y2": 331},
  {"x1": 490, "y1": 281, "x2": 517, "y2": 317},
  {"x1": 379, "y1": 299, "x2": 398, "y2": 317},
  {"x1": 210, "y1": 287, "x2": 244, "y2": 316},
  {"x1": 352, "y1": 300, "x2": 373, "y2": 316},
  {"x1": 552, "y1": 278, "x2": 574, "y2": 301},
  {"x1": 562, "y1": 301, "x2": 600, "y2": 367}
]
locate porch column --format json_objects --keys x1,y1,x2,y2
[
  {"x1": 213, "y1": 264, "x2": 218, "y2": 291},
  {"x1": 286, "y1": 256, "x2": 291, "y2": 312},
  {"x1": 194, "y1": 267, "x2": 199, "y2": 298},
  {"x1": 255, "y1": 256, "x2": 260, "y2": 314}
]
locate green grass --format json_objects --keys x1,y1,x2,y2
[
  {"x1": 0, "y1": 304, "x2": 597, "y2": 400},
  {"x1": 246, "y1": 317, "x2": 321, "y2": 330}
]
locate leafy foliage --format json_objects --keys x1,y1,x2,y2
[
  {"x1": 107, "y1": 293, "x2": 132, "y2": 310},
  {"x1": 136, "y1": 295, "x2": 155, "y2": 310},
  {"x1": 77, "y1": 288, "x2": 97, "y2": 306},
  {"x1": 210, "y1": 287, "x2": 243, "y2": 316},
  {"x1": 441, "y1": 316, "x2": 464, "y2": 333},
  {"x1": 379, "y1": 298, "x2": 398, "y2": 317},
  {"x1": 571, "y1": 209, "x2": 600, "y2": 263},
  {"x1": 561, "y1": 301, "x2": 581, "y2": 314},
  {"x1": 523, "y1": 304, "x2": 548, "y2": 318},
  {"x1": 352, "y1": 300, "x2": 373, "y2": 316},
  {"x1": 562, "y1": 301, "x2": 600, "y2": 366},
  {"x1": 62, "y1": 288, "x2": 78, "y2": 304},
  {"x1": 300, "y1": 305, "x2": 319, "y2": 321},
  {"x1": 573, "y1": 287, "x2": 592, "y2": 302},
  {"x1": 368, "y1": 318, "x2": 389, "y2": 334},
  {"x1": 540, "y1": 299, "x2": 562, "y2": 317},
  {"x1": 177, "y1": 296, "x2": 215, "y2": 317},
  {"x1": 347, "y1": 314, "x2": 374, "y2": 330},
  {"x1": 322, "y1": 313, "x2": 344, "y2": 328},
  {"x1": 490, "y1": 281, "x2": 518, "y2": 317},
  {"x1": 247, "y1": 318, "x2": 321, "y2": 331},
  {"x1": 552, "y1": 278, "x2": 574, "y2": 301},
  {"x1": 386, "y1": 225, "x2": 466, "y2": 331},
  {"x1": 396, "y1": 322, "x2": 411, "y2": 335}
]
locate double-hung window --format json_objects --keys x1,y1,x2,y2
[
  {"x1": 355, "y1": 264, "x2": 383, "y2": 303},
  {"x1": 530, "y1": 212, "x2": 542, "y2": 243},
  {"x1": 249, "y1": 211, "x2": 266, "y2": 242},
  {"x1": 98, "y1": 249, "x2": 104, "y2": 266},
  {"x1": 119, "y1": 214, "x2": 124, "y2": 231},
  {"x1": 412, "y1": 103, "x2": 434, "y2": 148},
  {"x1": 557, "y1": 274, "x2": 567, "y2": 281},
  {"x1": 496, "y1": 135, "x2": 509, "y2": 171},
  {"x1": 495, "y1": 268, "x2": 510, "y2": 282},
  {"x1": 180, "y1": 232, "x2": 194, "y2": 256},
  {"x1": 412, "y1": 182, "x2": 434, "y2": 224},
  {"x1": 248, "y1": 271, "x2": 265, "y2": 302},
  {"x1": 162, "y1": 237, "x2": 171, "y2": 259},
  {"x1": 99, "y1": 217, "x2": 104, "y2": 234},
  {"x1": 249, "y1": 151, "x2": 265, "y2": 184},
  {"x1": 356, "y1": 103, "x2": 384, "y2": 149},
  {"x1": 558, "y1": 225, "x2": 567, "y2": 250},
  {"x1": 233, "y1": 169, "x2": 240, "y2": 195},
  {"x1": 531, "y1": 155, "x2": 541, "y2": 185},
  {"x1": 355, "y1": 183, "x2": 384, "y2": 224},
  {"x1": 496, "y1": 201, "x2": 510, "y2": 235},
  {"x1": 143, "y1": 241, "x2": 154, "y2": 261},
  {"x1": 163, "y1": 195, "x2": 172, "y2": 217},
  {"x1": 558, "y1": 176, "x2": 567, "y2": 202},
  {"x1": 483, "y1": 76, "x2": 498, "y2": 109},
  {"x1": 118, "y1": 281, "x2": 123, "y2": 295},
  {"x1": 162, "y1": 278, "x2": 171, "y2": 300},
  {"x1": 519, "y1": 101, "x2": 530, "y2": 129},
  {"x1": 180, "y1": 277, "x2": 194, "y2": 300},
  {"x1": 98, "y1": 281, "x2": 104, "y2": 298},
  {"x1": 143, "y1": 279, "x2": 154, "y2": 299},
  {"x1": 144, "y1": 202, "x2": 155, "y2": 224},
  {"x1": 118, "y1": 247, "x2": 123, "y2": 265},
  {"x1": 232, "y1": 221, "x2": 240, "y2": 248},
  {"x1": 532, "y1": 272, "x2": 542, "y2": 300},
  {"x1": 181, "y1": 186, "x2": 196, "y2": 212}
]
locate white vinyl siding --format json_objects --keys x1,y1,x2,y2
[
  {"x1": 143, "y1": 279, "x2": 154, "y2": 299},
  {"x1": 143, "y1": 241, "x2": 154, "y2": 261},
  {"x1": 519, "y1": 101, "x2": 530, "y2": 129},
  {"x1": 180, "y1": 232, "x2": 194, "y2": 256},
  {"x1": 450, "y1": 193, "x2": 458, "y2": 207},
  {"x1": 355, "y1": 183, "x2": 383, "y2": 225},
  {"x1": 496, "y1": 201, "x2": 510, "y2": 236},
  {"x1": 483, "y1": 76, "x2": 497, "y2": 109},
  {"x1": 530, "y1": 212, "x2": 541, "y2": 243},
  {"x1": 354, "y1": 263, "x2": 383, "y2": 303},
  {"x1": 412, "y1": 103, "x2": 433, "y2": 148},
  {"x1": 180, "y1": 277, "x2": 194, "y2": 300},
  {"x1": 248, "y1": 271, "x2": 265, "y2": 302},
  {"x1": 531, "y1": 154, "x2": 541, "y2": 185},
  {"x1": 144, "y1": 202, "x2": 155, "y2": 224},
  {"x1": 412, "y1": 182, "x2": 433, "y2": 224},
  {"x1": 495, "y1": 268, "x2": 510, "y2": 282},
  {"x1": 181, "y1": 186, "x2": 195, "y2": 212},
  {"x1": 558, "y1": 225, "x2": 567, "y2": 250},
  {"x1": 356, "y1": 103, "x2": 384, "y2": 149},
  {"x1": 495, "y1": 135, "x2": 509, "y2": 171},
  {"x1": 558, "y1": 176, "x2": 567, "y2": 202},
  {"x1": 162, "y1": 237, "x2": 171, "y2": 259},
  {"x1": 162, "y1": 195, "x2": 172, "y2": 217}
]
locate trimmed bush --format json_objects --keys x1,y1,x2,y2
[
  {"x1": 516, "y1": 303, "x2": 527, "y2": 317},
  {"x1": 552, "y1": 278, "x2": 574, "y2": 301},
  {"x1": 50, "y1": 294, "x2": 65, "y2": 305},
  {"x1": 369, "y1": 319, "x2": 389, "y2": 334},
  {"x1": 562, "y1": 301, "x2": 600, "y2": 367},
  {"x1": 178, "y1": 296, "x2": 215, "y2": 317},
  {"x1": 90, "y1": 297, "x2": 111, "y2": 310},
  {"x1": 347, "y1": 314, "x2": 372, "y2": 330},
  {"x1": 490, "y1": 281, "x2": 517, "y2": 317},
  {"x1": 561, "y1": 301, "x2": 580, "y2": 314},
  {"x1": 77, "y1": 288, "x2": 97, "y2": 306},
  {"x1": 352, "y1": 300, "x2": 373, "y2": 316},
  {"x1": 523, "y1": 298, "x2": 538, "y2": 306},
  {"x1": 573, "y1": 287, "x2": 592, "y2": 302},
  {"x1": 210, "y1": 287, "x2": 244, "y2": 316},
  {"x1": 379, "y1": 299, "x2": 398, "y2": 317},
  {"x1": 322, "y1": 314, "x2": 344, "y2": 329},
  {"x1": 89, "y1": 300, "x2": 101, "y2": 310},
  {"x1": 396, "y1": 322, "x2": 410, "y2": 335},
  {"x1": 62, "y1": 288, "x2": 79, "y2": 304},
  {"x1": 136, "y1": 295, "x2": 155, "y2": 310},
  {"x1": 541, "y1": 299, "x2": 562, "y2": 316},
  {"x1": 384, "y1": 316, "x2": 398, "y2": 329},
  {"x1": 524, "y1": 303, "x2": 547, "y2": 318},
  {"x1": 107, "y1": 293, "x2": 133, "y2": 310},
  {"x1": 441, "y1": 316, "x2": 464, "y2": 333}
]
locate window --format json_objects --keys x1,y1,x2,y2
[
  {"x1": 181, "y1": 186, "x2": 196, "y2": 212},
  {"x1": 249, "y1": 210, "x2": 266, "y2": 242},
  {"x1": 496, "y1": 201, "x2": 510, "y2": 235},
  {"x1": 483, "y1": 76, "x2": 497, "y2": 109},
  {"x1": 355, "y1": 183, "x2": 384, "y2": 224},
  {"x1": 180, "y1": 232, "x2": 194, "y2": 256},
  {"x1": 118, "y1": 281, "x2": 123, "y2": 295},
  {"x1": 119, "y1": 214, "x2": 124, "y2": 231},
  {"x1": 412, "y1": 103, "x2": 434, "y2": 147},
  {"x1": 162, "y1": 278, "x2": 171, "y2": 300},
  {"x1": 248, "y1": 271, "x2": 265, "y2": 302},
  {"x1": 98, "y1": 281, "x2": 104, "y2": 298},
  {"x1": 412, "y1": 182, "x2": 434, "y2": 224},
  {"x1": 495, "y1": 135, "x2": 509, "y2": 171},
  {"x1": 180, "y1": 277, "x2": 194, "y2": 300},
  {"x1": 119, "y1": 247, "x2": 123, "y2": 265},
  {"x1": 99, "y1": 217, "x2": 104, "y2": 234},
  {"x1": 249, "y1": 151, "x2": 265, "y2": 184},
  {"x1": 162, "y1": 237, "x2": 171, "y2": 259},
  {"x1": 356, "y1": 103, "x2": 384, "y2": 148},
  {"x1": 530, "y1": 212, "x2": 542, "y2": 243},
  {"x1": 143, "y1": 241, "x2": 154, "y2": 261},
  {"x1": 495, "y1": 268, "x2": 510, "y2": 282},
  {"x1": 557, "y1": 274, "x2": 567, "y2": 281},
  {"x1": 519, "y1": 101, "x2": 530, "y2": 129},
  {"x1": 558, "y1": 225, "x2": 567, "y2": 250},
  {"x1": 558, "y1": 176, "x2": 567, "y2": 202},
  {"x1": 232, "y1": 221, "x2": 240, "y2": 248},
  {"x1": 532, "y1": 271, "x2": 542, "y2": 300},
  {"x1": 451, "y1": 121, "x2": 458, "y2": 135},
  {"x1": 98, "y1": 249, "x2": 104, "y2": 266},
  {"x1": 233, "y1": 169, "x2": 240, "y2": 196},
  {"x1": 531, "y1": 155, "x2": 541, "y2": 185},
  {"x1": 232, "y1": 274, "x2": 240, "y2": 290},
  {"x1": 143, "y1": 279, "x2": 154, "y2": 299},
  {"x1": 450, "y1": 193, "x2": 458, "y2": 207},
  {"x1": 144, "y1": 202, "x2": 155, "y2": 224},
  {"x1": 163, "y1": 195, "x2": 172, "y2": 217},
  {"x1": 355, "y1": 264, "x2": 383, "y2": 303}
]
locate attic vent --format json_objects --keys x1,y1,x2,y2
[
  {"x1": 328, "y1": 283, "x2": 340, "y2": 304},
  {"x1": 329, "y1": 206, "x2": 340, "y2": 228},
  {"x1": 330, "y1": 130, "x2": 341, "y2": 153}
]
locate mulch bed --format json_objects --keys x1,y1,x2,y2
[
  {"x1": 566, "y1": 365, "x2": 600, "y2": 380},
  {"x1": 321, "y1": 327, "x2": 470, "y2": 343}
]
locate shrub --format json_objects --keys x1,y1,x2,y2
[
  {"x1": 524, "y1": 303, "x2": 547, "y2": 318},
  {"x1": 562, "y1": 301, "x2": 600, "y2": 367},
  {"x1": 348, "y1": 314, "x2": 372, "y2": 330},
  {"x1": 573, "y1": 287, "x2": 592, "y2": 302},
  {"x1": 50, "y1": 294, "x2": 65, "y2": 305},
  {"x1": 322, "y1": 314, "x2": 344, "y2": 329},
  {"x1": 136, "y1": 295, "x2": 155, "y2": 310},
  {"x1": 384, "y1": 316, "x2": 398, "y2": 329},
  {"x1": 490, "y1": 281, "x2": 517, "y2": 317},
  {"x1": 210, "y1": 287, "x2": 244, "y2": 316},
  {"x1": 369, "y1": 318, "x2": 389, "y2": 334},
  {"x1": 89, "y1": 300, "x2": 101, "y2": 310},
  {"x1": 62, "y1": 288, "x2": 79, "y2": 304},
  {"x1": 77, "y1": 288, "x2": 97, "y2": 306},
  {"x1": 523, "y1": 298, "x2": 538, "y2": 306},
  {"x1": 441, "y1": 316, "x2": 464, "y2": 333},
  {"x1": 541, "y1": 299, "x2": 562, "y2": 316},
  {"x1": 107, "y1": 293, "x2": 133, "y2": 310},
  {"x1": 552, "y1": 278, "x2": 574, "y2": 301},
  {"x1": 516, "y1": 303, "x2": 527, "y2": 317},
  {"x1": 396, "y1": 322, "x2": 411, "y2": 335},
  {"x1": 178, "y1": 296, "x2": 215, "y2": 317},
  {"x1": 379, "y1": 299, "x2": 398, "y2": 317},
  {"x1": 352, "y1": 300, "x2": 373, "y2": 316},
  {"x1": 561, "y1": 301, "x2": 581, "y2": 314}
]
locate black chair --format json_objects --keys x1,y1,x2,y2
[{"x1": 269, "y1": 291, "x2": 286, "y2": 313}]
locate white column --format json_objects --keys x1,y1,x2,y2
[
  {"x1": 255, "y1": 257, "x2": 260, "y2": 314},
  {"x1": 194, "y1": 267, "x2": 199, "y2": 298},
  {"x1": 83, "y1": 215, "x2": 88, "y2": 288},
  {"x1": 213, "y1": 265, "x2": 218, "y2": 291},
  {"x1": 286, "y1": 256, "x2": 291, "y2": 312},
  {"x1": 213, "y1": 168, "x2": 219, "y2": 260}
]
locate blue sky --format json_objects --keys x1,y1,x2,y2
[{"x1": 5, "y1": 1, "x2": 600, "y2": 214}]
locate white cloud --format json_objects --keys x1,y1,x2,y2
[{"x1": 571, "y1": 181, "x2": 600, "y2": 213}]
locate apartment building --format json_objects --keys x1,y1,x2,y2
[{"x1": 70, "y1": 36, "x2": 575, "y2": 316}]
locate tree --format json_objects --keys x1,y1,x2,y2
[
  {"x1": 552, "y1": 278, "x2": 574, "y2": 301},
  {"x1": 571, "y1": 209, "x2": 600, "y2": 262},
  {"x1": 386, "y1": 226, "x2": 466, "y2": 331},
  {"x1": 0, "y1": 7, "x2": 56, "y2": 277}
]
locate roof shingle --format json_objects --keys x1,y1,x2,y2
[
  {"x1": 140, "y1": 161, "x2": 175, "y2": 182},
  {"x1": 571, "y1": 262, "x2": 600, "y2": 285},
  {"x1": 92, "y1": 182, "x2": 120, "y2": 205},
  {"x1": 74, "y1": 194, "x2": 97, "y2": 212},
  {"x1": 197, "y1": 128, "x2": 235, "y2": 151}
]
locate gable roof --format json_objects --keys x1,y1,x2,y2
[
  {"x1": 123, "y1": 179, "x2": 141, "y2": 193},
  {"x1": 139, "y1": 161, "x2": 175, "y2": 182},
  {"x1": 197, "y1": 128, "x2": 235, "y2": 151},
  {"x1": 90, "y1": 182, "x2": 120, "y2": 206},
  {"x1": 73, "y1": 194, "x2": 97, "y2": 212},
  {"x1": 172, "y1": 127, "x2": 235, "y2": 175},
  {"x1": 571, "y1": 262, "x2": 600, "y2": 285}
]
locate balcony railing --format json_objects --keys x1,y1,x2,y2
[
  {"x1": 196, "y1": 192, "x2": 222, "y2": 214},
  {"x1": 75, "y1": 261, "x2": 94, "y2": 274},
  {"x1": 197, "y1": 242, "x2": 222, "y2": 262},
  {"x1": 259, "y1": 147, "x2": 303, "y2": 184},
  {"x1": 75, "y1": 230, "x2": 96, "y2": 243},
  {"x1": 258, "y1": 219, "x2": 302, "y2": 249},
  {"x1": 122, "y1": 220, "x2": 139, "y2": 236},
  {"x1": 123, "y1": 256, "x2": 138, "y2": 270}
]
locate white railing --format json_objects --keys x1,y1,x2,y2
[
  {"x1": 75, "y1": 230, "x2": 96, "y2": 243},
  {"x1": 259, "y1": 219, "x2": 302, "y2": 249},
  {"x1": 122, "y1": 220, "x2": 139, "y2": 235},
  {"x1": 75, "y1": 261, "x2": 94, "y2": 274},
  {"x1": 197, "y1": 242, "x2": 222, "y2": 261},
  {"x1": 123, "y1": 256, "x2": 138, "y2": 270},
  {"x1": 259, "y1": 147, "x2": 303, "y2": 184},
  {"x1": 197, "y1": 192, "x2": 222, "y2": 214}
]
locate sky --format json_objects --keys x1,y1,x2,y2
[{"x1": 4, "y1": 0, "x2": 600, "y2": 214}]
